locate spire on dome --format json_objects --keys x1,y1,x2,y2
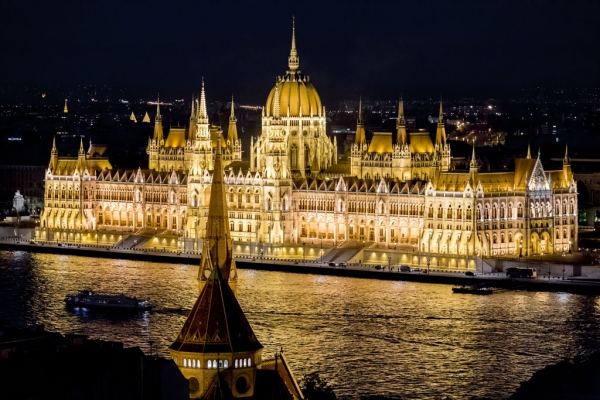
[
  {"x1": 288, "y1": 16, "x2": 300, "y2": 71},
  {"x1": 527, "y1": 142, "x2": 531, "y2": 159},
  {"x1": 563, "y1": 144, "x2": 569, "y2": 165},
  {"x1": 52, "y1": 135, "x2": 57, "y2": 154}
]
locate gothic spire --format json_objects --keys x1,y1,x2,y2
[
  {"x1": 470, "y1": 141, "x2": 478, "y2": 170},
  {"x1": 435, "y1": 97, "x2": 446, "y2": 147},
  {"x1": 563, "y1": 144, "x2": 569, "y2": 165},
  {"x1": 79, "y1": 136, "x2": 85, "y2": 156},
  {"x1": 355, "y1": 97, "x2": 366, "y2": 145},
  {"x1": 396, "y1": 96, "x2": 407, "y2": 145},
  {"x1": 153, "y1": 94, "x2": 164, "y2": 143},
  {"x1": 527, "y1": 142, "x2": 531, "y2": 159},
  {"x1": 198, "y1": 78, "x2": 208, "y2": 123},
  {"x1": 288, "y1": 16, "x2": 299, "y2": 71},
  {"x1": 227, "y1": 95, "x2": 238, "y2": 144}
]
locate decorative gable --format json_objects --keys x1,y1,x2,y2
[
  {"x1": 336, "y1": 177, "x2": 347, "y2": 192},
  {"x1": 527, "y1": 158, "x2": 550, "y2": 191}
]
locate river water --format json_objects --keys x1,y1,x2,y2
[{"x1": 1, "y1": 250, "x2": 599, "y2": 399}]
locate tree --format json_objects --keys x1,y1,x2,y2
[{"x1": 300, "y1": 372, "x2": 336, "y2": 400}]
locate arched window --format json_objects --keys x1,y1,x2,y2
[
  {"x1": 184, "y1": 359, "x2": 187, "y2": 367},
  {"x1": 437, "y1": 205, "x2": 443, "y2": 219},
  {"x1": 243, "y1": 359, "x2": 247, "y2": 367},
  {"x1": 428, "y1": 204, "x2": 434, "y2": 218},
  {"x1": 247, "y1": 358, "x2": 251, "y2": 366},
  {"x1": 447, "y1": 205, "x2": 452, "y2": 219},
  {"x1": 466, "y1": 206, "x2": 472, "y2": 220},
  {"x1": 224, "y1": 360, "x2": 229, "y2": 369},
  {"x1": 219, "y1": 359, "x2": 223, "y2": 369},
  {"x1": 235, "y1": 359, "x2": 239, "y2": 368},
  {"x1": 518, "y1": 203, "x2": 523, "y2": 218},
  {"x1": 457, "y1": 206, "x2": 463, "y2": 219},
  {"x1": 207, "y1": 360, "x2": 211, "y2": 369}
]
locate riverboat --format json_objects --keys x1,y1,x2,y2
[
  {"x1": 64, "y1": 291, "x2": 152, "y2": 310},
  {"x1": 452, "y1": 285, "x2": 493, "y2": 295}
]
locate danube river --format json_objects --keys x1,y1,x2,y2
[{"x1": 1, "y1": 250, "x2": 600, "y2": 399}]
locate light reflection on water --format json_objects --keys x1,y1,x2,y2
[{"x1": 1, "y1": 250, "x2": 600, "y2": 399}]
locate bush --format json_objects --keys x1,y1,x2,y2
[{"x1": 300, "y1": 372, "x2": 336, "y2": 400}]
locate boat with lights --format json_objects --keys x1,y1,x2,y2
[{"x1": 64, "y1": 291, "x2": 152, "y2": 310}]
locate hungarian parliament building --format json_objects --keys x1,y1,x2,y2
[{"x1": 40, "y1": 24, "x2": 578, "y2": 258}]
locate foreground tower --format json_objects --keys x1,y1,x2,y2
[{"x1": 198, "y1": 135, "x2": 238, "y2": 295}]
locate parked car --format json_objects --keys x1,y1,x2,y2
[
  {"x1": 338, "y1": 262, "x2": 347, "y2": 268},
  {"x1": 465, "y1": 271, "x2": 475, "y2": 276},
  {"x1": 374, "y1": 265, "x2": 383, "y2": 270},
  {"x1": 328, "y1": 262, "x2": 337, "y2": 267},
  {"x1": 400, "y1": 265, "x2": 411, "y2": 272},
  {"x1": 410, "y1": 267, "x2": 421, "y2": 272}
]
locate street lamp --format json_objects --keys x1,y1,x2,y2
[
  {"x1": 519, "y1": 243, "x2": 522, "y2": 258},
  {"x1": 303, "y1": 241, "x2": 306, "y2": 263},
  {"x1": 388, "y1": 256, "x2": 391, "y2": 272},
  {"x1": 568, "y1": 240, "x2": 572, "y2": 254}
]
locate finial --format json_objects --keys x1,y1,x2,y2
[
  {"x1": 538, "y1": 147, "x2": 541, "y2": 158},
  {"x1": 470, "y1": 140, "x2": 478, "y2": 169},
  {"x1": 564, "y1": 144, "x2": 569, "y2": 164},
  {"x1": 288, "y1": 16, "x2": 300, "y2": 71},
  {"x1": 526, "y1": 142, "x2": 531, "y2": 159},
  {"x1": 191, "y1": 93, "x2": 195, "y2": 117},
  {"x1": 52, "y1": 135, "x2": 57, "y2": 151},
  {"x1": 63, "y1": 99, "x2": 68, "y2": 113},
  {"x1": 199, "y1": 78, "x2": 208, "y2": 120},
  {"x1": 79, "y1": 136, "x2": 84, "y2": 154},
  {"x1": 438, "y1": 95, "x2": 443, "y2": 123}
]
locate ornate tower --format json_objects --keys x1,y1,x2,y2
[
  {"x1": 396, "y1": 97, "x2": 406, "y2": 146},
  {"x1": 49, "y1": 136, "x2": 58, "y2": 172}
]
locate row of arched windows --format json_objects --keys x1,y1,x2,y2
[{"x1": 181, "y1": 358, "x2": 251, "y2": 369}]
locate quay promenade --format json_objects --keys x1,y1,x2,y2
[{"x1": 1, "y1": 235, "x2": 600, "y2": 295}]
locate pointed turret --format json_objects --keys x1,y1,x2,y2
[
  {"x1": 288, "y1": 16, "x2": 300, "y2": 72},
  {"x1": 469, "y1": 142, "x2": 478, "y2": 171},
  {"x1": 198, "y1": 78, "x2": 208, "y2": 124},
  {"x1": 169, "y1": 264, "x2": 263, "y2": 398},
  {"x1": 435, "y1": 98, "x2": 446, "y2": 147},
  {"x1": 355, "y1": 97, "x2": 366, "y2": 145},
  {"x1": 198, "y1": 132, "x2": 237, "y2": 295},
  {"x1": 153, "y1": 95, "x2": 164, "y2": 143},
  {"x1": 227, "y1": 95, "x2": 238, "y2": 143},
  {"x1": 396, "y1": 96, "x2": 407, "y2": 145},
  {"x1": 526, "y1": 143, "x2": 531, "y2": 159},
  {"x1": 563, "y1": 144, "x2": 569, "y2": 165},
  {"x1": 77, "y1": 136, "x2": 86, "y2": 171},
  {"x1": 142, "y1": 111, "x2": 151, "y2": 123},
  {"x1": 129, "y1": 111, "x2": 137, "y2": 123},
  {"x1": 63, "y1": 99, "x2": 68, "y2": 113},
  {"x1": 49, "y1": 136, "x2": 58, "y2": 171}
]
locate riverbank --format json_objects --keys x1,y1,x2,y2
[{"x1": 2, "y1": 241, "x2": 600, "y2": 295}]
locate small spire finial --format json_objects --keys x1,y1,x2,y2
[
  {"x1": 358, "y1": 97, "x2": 363, "y2": 124},
  {"x1": 538, "y1": 147, "x2": 541, "y2": 158},
  {"x1": 527, "y1": 142, "x2": 531, "y2": 159},
  {"x1": 564, "y1": 144, "x2": 569, "y2": 165},
  {"x1": 156, "y1": 94, "x2": 161, "y2": 122},
  {"x1": 438, "y1": 95, "x2": 443, "y2": 122}
]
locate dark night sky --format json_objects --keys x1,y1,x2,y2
[{"x1": 1, "y1": 0, "x2": 598, "y2": 103}]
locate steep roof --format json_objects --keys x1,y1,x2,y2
[
  {"x1": 409, "y1": 131, "x2": 434, "y2": 154},
  {"x1": 169, "y1": 267, "x2": 262, "y2": 354},
  {"x1": 367, "y1": 131, "x2": 393, "y2": 154}
]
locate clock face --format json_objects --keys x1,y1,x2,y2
[
  {"x1": 189, "y1": 377, "x2": 200, "y2": 392},
  {"x1": 204, "y1": 269, "x2": 211, "y2": 278}
]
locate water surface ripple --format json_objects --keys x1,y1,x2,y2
[{"x1": 1, "y1": 251, "x2": 599, "y2": 399}]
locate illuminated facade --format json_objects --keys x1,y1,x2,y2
[{"x1": 40, "y1": 21, "x2": 578, "y2": 257}]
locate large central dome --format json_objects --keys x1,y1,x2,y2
[{"x1": 264, "y1": 20, "x2": 323, "y2": 118}]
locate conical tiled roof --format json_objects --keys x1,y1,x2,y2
[{"x1": 170, "y1": 266, "x2": 262, "y2": 354}]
